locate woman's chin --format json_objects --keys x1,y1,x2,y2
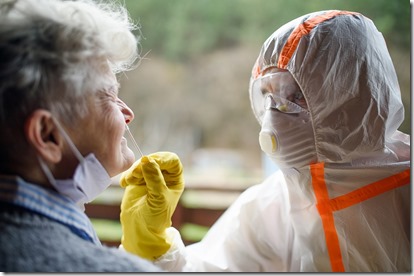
[{"x1": 122, "y1": 147, "x2": 136, "y2": 168}]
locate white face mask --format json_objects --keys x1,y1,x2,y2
[
  {"x1": 259, "y1": 95, "x2": 317, "y2": 169},
  {"x1": 38, "y1": 118, "x2": 112, "y2": 208}
]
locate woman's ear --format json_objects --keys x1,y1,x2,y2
[{"x1": 24, "y1": 110, "x2": 63, "y2": 163}]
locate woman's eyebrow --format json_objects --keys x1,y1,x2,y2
[{"x1": 108, "y1": 82, "x2": 121, "y2": 95}]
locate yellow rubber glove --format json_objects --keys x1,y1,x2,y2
[{"x1": 119, "y1": 151, "x2": 184, "y2": 261}]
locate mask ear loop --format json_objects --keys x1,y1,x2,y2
[
  {"x1": 36, "y1": 117, "x2": 86, "y2": 189},
  {"x1": 37, "y1": 155, "x2": 58, "y2": 187},
  {"x1": 52, "y1": 117, "x2": 85, "y2": 163},
  {"x1": 125, "y1": 124, "x2": 144, "y2": 158}
]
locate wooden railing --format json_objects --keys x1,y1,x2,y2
[{"x1": 85, "y1": 184, "x2": 247, "y2": 247}]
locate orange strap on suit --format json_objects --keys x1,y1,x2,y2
[
  {"x1": 277, "y1": 10, "x2": 358, "y2": 69},
  {"x1": 252, "y1": 10, "x2": 359, "y2": 79},
  {"x1": 310, "y1": 162, "x2": 410, "y2": 272}
]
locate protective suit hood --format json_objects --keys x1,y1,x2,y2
[{"x1": 249, "y1": 10, "x2": 408, "y2": 165}]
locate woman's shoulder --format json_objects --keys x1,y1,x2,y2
[{"x1": 0, "y1": 205, "x2": 161, "y2": 272}]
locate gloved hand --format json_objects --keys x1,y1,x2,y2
[{"x1": 119, "y1": 151, "x2": 184, "y2": 261}]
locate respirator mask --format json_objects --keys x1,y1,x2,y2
[{"x1": 250, "y1": 71, "x2": 316, "y2": 169}]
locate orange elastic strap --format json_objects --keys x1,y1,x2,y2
[
  {"x1": 277, "y1": 10, "x2": 358, "y2": 69},
  {"x1": 310, "y1": 162, "x2": 410, "y2": 272}
]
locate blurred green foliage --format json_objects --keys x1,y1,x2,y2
[
  {"x1": 120, "y1": 0, "x2": 410, "y2": 62},
  {"x1": 112, "y1": 0, "x2": 409, "y2": 147},
  {"x1": 90, "y1": 218, "x2": 122, "y2": 242}
]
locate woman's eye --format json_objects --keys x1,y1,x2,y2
[{"x1": 105, "y1": 92, "x2": 118, "y2": 102}]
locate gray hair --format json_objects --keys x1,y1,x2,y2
[{"x1": 0, "y1": 0, "x2": 140, "y2": 161}]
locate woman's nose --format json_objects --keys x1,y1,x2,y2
[{"x1": 119, "y1": 99, "x2": 134, "y2": 124}]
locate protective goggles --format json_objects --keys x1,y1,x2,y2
[{"x1": 250, "y1": 71, "x2": 307, "y2": 122}]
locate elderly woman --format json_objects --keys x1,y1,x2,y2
[
  {"x1": 120, "y1": 10, "x2": 410, "y2": 272},
  {"x1": 0, "y1": 0, "x2": 168, "y2": 272}
]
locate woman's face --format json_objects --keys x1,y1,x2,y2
[{"x1": 68, "y1": 72, "x2": 135, "y2": 177}]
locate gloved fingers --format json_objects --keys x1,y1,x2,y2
[
  {"x1": 141, "y1": 156, "x2": 169, "y2": 196},
  {"x1": 147, "y1": 152, "x2": 185, "y2": 190},
  {"x1": 120, "y1": 158, "x2": 146, "y2": 188}
]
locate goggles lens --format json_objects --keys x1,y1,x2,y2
[{"x1": 250, "y1": 72, "x2": 307, "y2": 122}]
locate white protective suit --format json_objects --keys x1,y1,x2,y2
[{"x1": 155, "y1": 10, "x2": 411, "y2": 272}]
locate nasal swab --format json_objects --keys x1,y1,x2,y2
[{"x1": 125, "y1": 125, "x2": 144, "y2": 158}]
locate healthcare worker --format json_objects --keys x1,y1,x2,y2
[{"x1": 120, "y1": 10, "x2": 410, "y2": 272}]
